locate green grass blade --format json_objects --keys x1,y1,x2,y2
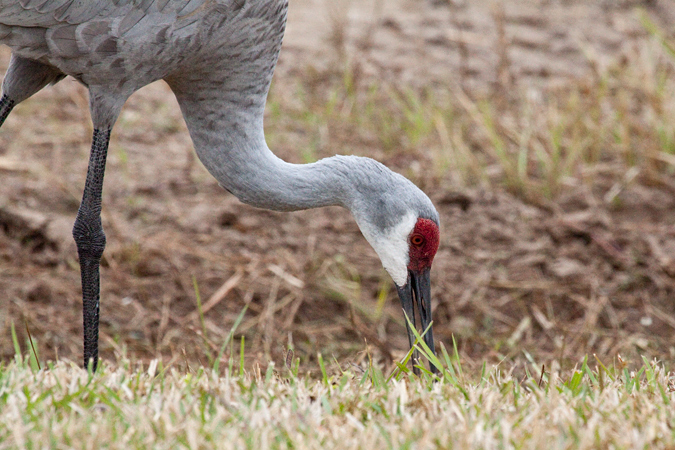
[{"x1": 213, "y1": 304, "x2": 249, "y2": 374}]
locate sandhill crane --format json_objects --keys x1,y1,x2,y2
[{"x1": 0, "y1": 0, "x2": 440, "y2": 374}]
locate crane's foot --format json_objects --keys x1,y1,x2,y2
[
  {"x1": 0, "y1": 94, "x2": 15, "y2": 128},
  {"x1": 73, "y1": 129, "x2": 111, "y2": 372}
]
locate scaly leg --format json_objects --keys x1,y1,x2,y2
[
  {"x1": 0, "y1": 94, "x2": 15, "y2": 127},
  {"x1": 72, "y1": 129, "x2": 111, "y2": 372}
]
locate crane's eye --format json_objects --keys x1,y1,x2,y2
[{"x1": 411, "y1": 234, "x2": 425, "y2": 247}]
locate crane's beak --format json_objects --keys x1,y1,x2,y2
[{"x1": 396, "y1": 267, "x2": 438, "y2": 374}]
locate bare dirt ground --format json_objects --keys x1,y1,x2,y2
[{"x1": 1, "y1": 0, "x2": 674, "y2": 374}]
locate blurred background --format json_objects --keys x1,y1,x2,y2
[{"x1": 0, "y1": 0, "x2": 674, "y2": 375}]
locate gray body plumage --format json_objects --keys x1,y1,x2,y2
[{"x1": 0, "y1": 0, "x2": 439, "y2": 371}]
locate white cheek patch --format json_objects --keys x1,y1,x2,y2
[{"x1": 355, "y1": 211, "x2": 416, "y2": 287}]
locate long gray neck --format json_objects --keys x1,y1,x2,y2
[{"x1": 175, "y1": 94, "x2": 355, "y2": 212}]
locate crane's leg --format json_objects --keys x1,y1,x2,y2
[
  {"x1": 72, "y1": 128, "x2": 111, "y2": 372},
  {"x1": 0, "y1": 55, "x2": 64, "y2": 127},
  {"x1": 0, "y1": 94, "x2": 15, "y2": 127}
]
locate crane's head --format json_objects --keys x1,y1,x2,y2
[{"x1": 346, "y1": 158, "x2": 440, "y2": 373}]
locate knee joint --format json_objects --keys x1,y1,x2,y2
[{"x1": 72, "y1": 217, "x2": 106, "y2": 260}]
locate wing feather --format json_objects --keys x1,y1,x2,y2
[
  {"x1": 45, "y1": 23, "x2": 80, "y2": 56},
  {"x1": 0, "y1": 0, "x2": 213, "y2": 29},
  {"x1": 54, "y1": 1, "x2": 107, "y2": 24},
  {"x1": 19, "y1": 0, "x2": 52, "y2": 8},
  {"x1": 177, "y1": 0, "x2": 206, "y2": 17},
  {"x1": 117, "y1": 7, "x2": 145, "y2": 35},
  {"x1": 0, "y1": 0, "x2": 105, "y2": 27}
]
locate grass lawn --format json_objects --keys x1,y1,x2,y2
[{"x1": 1, "y1": 344, "x2": 674, "y2": 449}]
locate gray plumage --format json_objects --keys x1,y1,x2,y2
[{"x1": 0, "y1": 0, "x2": 440, "y2": 372}]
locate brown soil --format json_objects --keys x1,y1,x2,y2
[{"x1": 1, "y1": 0, "x2": 674, "y2": 374}]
